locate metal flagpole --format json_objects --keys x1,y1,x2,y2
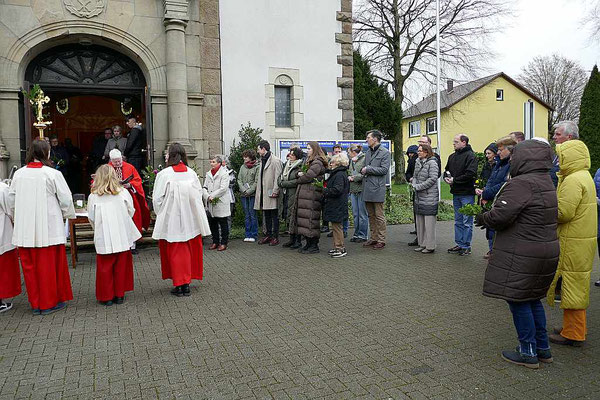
[
  {"x1": 436, "y1": 0, "x2": 442, "y2": 199},
  {"x1": 436, "y1": 0, "x2": 441, "y2": 160}
]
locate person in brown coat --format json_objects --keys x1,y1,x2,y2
[
  {"x1": 291, "y1": 142, "x2": 327, "y2": 254},
  {"x1": 475, "y1": 139, "x2": 559, "y2": 369},
  {"x1": 255, "y1": 140, "x2": 283, "y2": 246}
]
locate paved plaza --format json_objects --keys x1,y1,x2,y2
[{"x1": 1, "y1": 221, "x2": 599, "y2": 399}]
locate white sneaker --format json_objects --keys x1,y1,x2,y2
[
  {"x1": 243, "y1": 238, "x2": 250, "y2": 242},
  {"x1": 0, "y1": 302, "x2": 13, "y2": 313},
  {"x1": 245, "y1": 238, "x2": 256, "y2": 243}
]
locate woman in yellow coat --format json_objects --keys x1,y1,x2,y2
[{"x1": 547, "y1": 139, "x2": 597, "y2": 346}]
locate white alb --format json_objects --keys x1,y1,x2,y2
[
  {"x1": 87, "y1": 189, "x2": 142, "y2": 254},
  {"x1": 152, "y1": 166, "x2": 211, "y2": 242},
  {"x1": 8, "y1": 165, "x2": 75, "y2": 247},
  {"x1": 0, "y1": 182, "x2": 16, "y2": 254}
]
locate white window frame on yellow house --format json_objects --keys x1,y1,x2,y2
[
  {"x1": 409, "y1": 120, "x2": 421, "y2": 137},
  {"x1": 426, "y1": 117, "x2": 437, "y2": 134}
]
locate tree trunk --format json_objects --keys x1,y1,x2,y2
[{"x1": 393, "y1": 91, "x2": 405, "y2": 184}]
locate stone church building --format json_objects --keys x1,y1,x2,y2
[{"x1": 0, "y1": 0, "x2": 353, "y2": 180}]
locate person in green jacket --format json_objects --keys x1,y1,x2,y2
[
  {"x1": 238, "y1": 149, "x2": 259, "y2": 242},
  {"x1": 348, "y1": 144, "x2": 369, "y2": 242},
  {"x1": 547, "y1": 139, "x2": 597, "y2": 347}
]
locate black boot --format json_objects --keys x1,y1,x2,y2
[
  {"x1": 282, "y1": 234, "x2": 296, "y2": 248},
  {"x1": 298, "y1": 236, "x2": 310, "y2": 253},
  {"x1": 290, "y1": 234, "x2": 303, "y2": 249},
  {"x1": 301, "y1": 237, "x2": 320, "y2": 254}
]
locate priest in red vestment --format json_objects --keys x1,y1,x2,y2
[{"x1": 108, "y1": 149, "x2": 150, "y2": 242}]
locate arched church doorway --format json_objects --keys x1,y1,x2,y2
[{"x1": 21, "y1": 43, "x2": 151, "y2": 194}]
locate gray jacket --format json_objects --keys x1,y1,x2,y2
[
  {"x1": 362, "y1": 144, "x2": 390, "y2": 202},
  {"x1": 349, "y1": 152, "x2": 366, "y2": 194},
  {"x1": 104, "y1": 137, "x2": 127, "y2": 158},
  {"x1": 412, "y1": 157, "x2": 439, "y2": 215}
]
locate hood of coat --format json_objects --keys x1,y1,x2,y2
[
  {"x1": 509, "y1": 140, "x2": 553, "y2": 177},
  {"x1": 556, "y1": 140, "x2": 591, "y2": 177},
  {"x1": 327, "y1": 165, "x2": 348, "y2": 176}
]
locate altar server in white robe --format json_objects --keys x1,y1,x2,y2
[
  {"x1": 88, "y1": 164, "x2": 141, "y2": 306},
  {"x1": 152, "y1": 143, "x2": 211, "y2": 297},
  {"x1": 0, "y1": 181, "x2": 21, "y2": 313},
  {"x1": 8, "y1": 139, "x2": 75, "y2": 315}
]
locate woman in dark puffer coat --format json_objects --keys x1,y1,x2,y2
[
  {"x1": 291, "y1": 142, "x2": 327, "y2": 254},
  {"x1": 323, "y1": 153, "x2": 350, "y2": 258},
  {"x1": 475, "y1": 139, "x2": 559, "y2": 369}
]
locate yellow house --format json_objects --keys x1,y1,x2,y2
[{"x1": 402, "y1": 72, "x2": 552, "y2": 163}]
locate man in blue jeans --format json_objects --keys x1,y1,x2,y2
[{"x1": 444, "y1": 134, "x2": 477, "y2": 256}]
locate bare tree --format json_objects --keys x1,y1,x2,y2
[
  {"x1": 354, "y1": 0, "x2": 511, "y2": 183},
  {"x1": 583, "y1": 0, "x2": 600, "y2": 40},
  {"x1": 518, "y1": 54, "x2": 588, "y2": 135}
]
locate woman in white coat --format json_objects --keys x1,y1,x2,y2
[
  {"x1": 202, "y1": 155, "x2": 232, "y2": 251},
  {"x1": 8, "y1": 139, "x2": 75, "y2": 315},
  {"x1": 152, "y1": 143, "x2": 211, "y2": 297},
  {"x1": 0, "y1": 181, "x2": 21, "y2": 313},
  {"x1": 88, "y1": 165, "x2": 141, "y2": 306}
]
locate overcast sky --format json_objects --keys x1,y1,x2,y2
[{"x1": 490, "y1": 0, "x2": 599, "y2": 77}]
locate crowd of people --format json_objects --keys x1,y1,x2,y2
[{"x1": 0, "y1": 121, "x2": 598, "y2": 371}]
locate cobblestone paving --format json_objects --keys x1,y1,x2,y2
[{"x1": 1, "y1": 222, "x2": 599, "y2": 399}]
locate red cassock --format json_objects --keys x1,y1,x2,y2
[
  {"x1": 0, "y1": 249, "x2": 21, "y2": 299},
  {"x1": 19, "y1": 245, "x2": 73, "y2": 310},
  {"x1": 109, "y1": 161, "x2": 150, "y2": 233},
  {"x1": 159, "y1": 235, "x2": 204, "y2": 287},
  {"x1": 95, "y1": 251, "x2": 134, "y2": 301}
]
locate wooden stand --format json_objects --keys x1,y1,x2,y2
[{"x1": 68, "y1": 215, "x2": 88, "y2": 269}]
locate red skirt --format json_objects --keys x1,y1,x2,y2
[
  {"x1": 158, "y1": 235, "x2": 203, "y2": 286},
  {"x1": 96, "y1": 251, "x2": 134, "y2": 301},
  {"x1": 0, "y1": 249, "x2": 22, "y2": 298},
  {"x1": 19, "y1": 245, "x2": 73, "y2": 310}
]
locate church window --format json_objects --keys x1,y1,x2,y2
[{"x1": 275, "y1": 86, "x2": 292, "y2": 127}]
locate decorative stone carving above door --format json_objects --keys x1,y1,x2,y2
[{"x1": 63, "y1": 0, "x2": 106, "y2": 19}]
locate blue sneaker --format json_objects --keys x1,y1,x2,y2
[
  {"x1": 41, "y1": 302, "x2": 66, "y2": 316},
  {"x1": 32, "y1": 309, "x2": 41, "y2": 315}
]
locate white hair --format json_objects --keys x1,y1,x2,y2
[
  {"x1": 553, "y1": 121, "x2": 579, "y2": 139},
  {"x1": 109, "y1": 149, "x2": 122, "y2": 160}
]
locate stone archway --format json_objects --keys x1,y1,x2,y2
[{"x1": 0, "y1": 21, "x2": 167, "y2": 177}]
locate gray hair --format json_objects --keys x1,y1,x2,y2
[
  {"x1": 210, "y1": 154, "x2": 223, "y2": 164},
  {"x1": 553, "y1": 121, "x2": 579, "y2": 139}
]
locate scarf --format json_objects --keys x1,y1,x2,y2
[
  {"x1": 245, "y1": 160, "x2": 256, "y2": 168},
  {"x1": 211, "y1": 163, "x2": 221, "y2": 176},
  {"x1": 282, "y1": 159, "x2": 302, "y2": 181}
]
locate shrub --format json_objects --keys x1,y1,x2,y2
[{"x1": 229, "y1": 122, "x2": 264, "y2": 177}]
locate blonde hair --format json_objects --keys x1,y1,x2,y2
[
  {"x1": 91, "y1": 164, "x2": 122, "y2": 196},
  {"x1": 329, "y1": 152, "x2": 349, "y2": 167}
]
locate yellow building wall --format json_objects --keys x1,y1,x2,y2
[{"x1": 402, "y1": 76, "x2": 550, "y2": 166}]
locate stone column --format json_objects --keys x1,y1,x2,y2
[
  {"x1": 0, "y1": 138, "x2": 10, "y2": 180},
  {"x1": 163, "y1": 0, "x2": 197, "y2": 156}
]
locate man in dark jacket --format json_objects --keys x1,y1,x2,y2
[
  {"x1": 361, "y1": 130, "x2": 390, "y2": 250},
  {"x1": 475, "y1": 139, "x2": 559, "y2": 368},
  {"x1": 124, "y1": 115, "x2": 145, "y2": 173},
  {"x1": 444, "y1": 134, "x2": 477, "y2": 256}
]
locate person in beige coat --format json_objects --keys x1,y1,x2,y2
[
  {"x1": 254, "y1": 140, "x2": 283, "y2": 245},
  {"x1": 203, "y1": 155, "x2": 232, "y2": 251}
]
